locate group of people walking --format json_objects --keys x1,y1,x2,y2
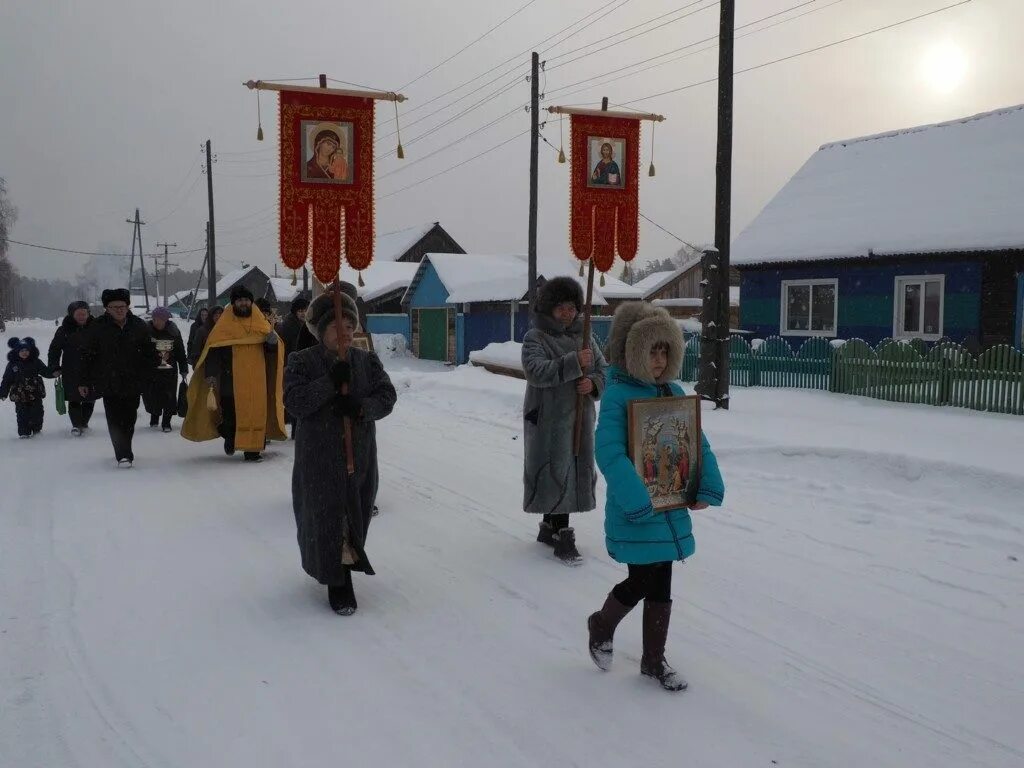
[{"x1": 3, "y1": 272, "x2": 726, "y2": 694}]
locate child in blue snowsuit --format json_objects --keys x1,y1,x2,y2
[
  {"x1": 587, "y1": 302, "x2": 725, "y2": 692},
  {"x1": 0, "y1": 337, "x2": 54, "y2": 438}
]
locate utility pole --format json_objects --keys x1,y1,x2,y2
[
  {"x1": 309, "y1": 73, "x2": 329, "y2": 301},
  {"x1": 155, "y1": 242, "x2": 178, "y2": 306},
  {"x1": 527, "y1": 52, "x2": 540, "y2": 311},
  {"x1": 205, "y1": 140, "x2": 217, "y2": 307},
  {"x1": 126, "y1": 208, "x2": 151, "y2": 313},
  {"x1": 700, "y1": 0, "x2": 735, "y2": 409}
]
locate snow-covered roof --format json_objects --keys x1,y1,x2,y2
[
  {"x1": 732, "y1": 104, "x2": 1024, "y2": 266},
  {"x1": 375, "y1": 222, "x2": 439, "y2": 262},
  {"x1": 214, "y1": 265, "x2": 261, "y2": 298},
  {"x1": 358, "y1": 261, "x2": 419, "y2": 302},
  {"x1": 654, "y1": 286, "x2": 739, "y2": 308},
  {"x1": 268, "y1": 277, "x2": 301, "y2": 303},
  {"x1": 429, "y1": 253, "x2": 530, "y2": 304}
]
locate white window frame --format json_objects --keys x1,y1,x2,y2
[
  {"x1": 893, "y1": 274, "x2": 945, "y2": 341},
  {"x1": 780, "y1": 278, "x2": 839, "y2": 338}
]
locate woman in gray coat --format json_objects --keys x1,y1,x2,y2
[
  {"x1": 284, "y1": 290, "x2": 397, "y2": 615},
  {"x1": 522, "y1": 276, "x2": 608, "y2": 565}
]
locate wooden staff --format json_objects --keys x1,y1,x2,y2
[
  {"x1": 573, "y1": 258, "x2": 596, "y2": 456},
  {"x1": 331, "y1": 280, "x2": 356, "y2": 475}
]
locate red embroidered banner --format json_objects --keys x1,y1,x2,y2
[
  {"x1": 569, "y1": 113, "x2": 641, "y2": 273},
  {"x1": 278, "y1": 90, "x2": 375, "y2": 283}
]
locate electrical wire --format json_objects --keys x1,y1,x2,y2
[
  {"x1": 619, "y1": 0, "x2": 973, "y2": 107},
  {"x1": 380, "y1": 127, "x2": 533, "y2": 200},
  {"x1": 397, "y1": 0, "x2": 542, "y2": 91},
  {"x1": 7, "y1": 239, "x2": 208, "y2": 258},
  {"x1": 148, "y1": 173, "x2": 205, "y2": 225},
  {"x1": 547, "y1": 0, "x2": 840, "y2": 102}
]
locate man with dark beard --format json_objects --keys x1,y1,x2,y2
[{"x1": 182, "y1": 286, "x2": 286, "y2": 461}]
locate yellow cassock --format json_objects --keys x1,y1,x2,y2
[{"x1": 181, "y1": 306, "x2": 287, "y2": 451}]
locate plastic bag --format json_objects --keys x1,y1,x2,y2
[{"x1": 55, "y1": 377, "x2": 67, "y2": 415}]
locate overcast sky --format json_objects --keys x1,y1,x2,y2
[{"x1": 2, "y1": 0, "x2": 1021, "y2": 285}]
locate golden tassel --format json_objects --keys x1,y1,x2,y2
[
  {"x1": 394, "y1": 101, "x2": 405, "y2": 160},
  {"x1": 647, "y1": 120, "x2": 656, "y2": 177},
  {"x1": 358, "y1": 272, "x2": 365, "y2": 288},
  {"x1": 290, "y1": 269, "x2": 297, "y2": 286},
  {"x1": 256, "y1": 90, "x2": 264, "y2": 141},
  {"x1": 558, "y1": 113, "x2": 567, "y2": 164},
  {"x1": 600, "y1": 273, "x2": 606, "y2": 287}
]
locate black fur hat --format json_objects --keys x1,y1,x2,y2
[
  {"x1": 230, "y1": 284, "x2": 255, "y2": 303},
  {"x1": 7, "y1": 336, "x2": 38, "y2": 362},
  {"x1": 290, "y1": 296, "x2": 310, "y2": 314},
  {"x1": 305, "y1": 289, "x2": 360, "y2": 341},
  {"x1": 535, "y1": 275, "x2": 584, "y2": 317},
  {"x1": 101, "y1": 288, "x2": 131, "y2": 307}
]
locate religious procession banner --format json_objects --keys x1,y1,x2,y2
[
  {"x1": 552, "y1": 106, "x2": 664, "y2": 275},
  {"x1": 278, "y1": 88, "x2": 375, "y2": 284},
  {"x1": 245, "y1": 79, "x2": 406, "y2": 285}
]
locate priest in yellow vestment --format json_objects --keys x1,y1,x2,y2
[{"x1": 182, "y1": 285, "x2": 286, "y2": 460}]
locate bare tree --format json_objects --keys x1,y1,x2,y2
[{"x1": 0, "y1": 177, "x2": 21, "y2": 318}]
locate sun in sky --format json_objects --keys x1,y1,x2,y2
[{"x1": 919, "y1": 40, "x2": 969, "y2": 94}]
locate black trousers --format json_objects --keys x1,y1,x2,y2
[
  {"x1": 612, "y1": 562, "x2": 673, "y2": 608},
  {"x1": 103, "y1": 394, "x2": 140, "y2": 461},
  {"x1": 68, "y1": 400, "x2": 95, "y2": 430},
  {"x1": 542, "y1": 513, "x2": 570, "y2": 531},
  {"x1": 15, "y1": 400, "x2": 44, "y2": 436},
  {"x1": 217, "y1": 395, "x2": 236, "y2": 449},
  {"x1": 146, "y1": 373, "x2": 177, "y2": 428}
]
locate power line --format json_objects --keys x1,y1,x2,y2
[
  {"x1": 547, "y1": 0, "x2": 716, "y2": 68},
  {"x1": 379, "y1": 106, "x2": 523, "y2": 177},
  {"x1": 548, "y1": 0, "x2": 841, "y2": 102},
  {"x1": 380, "y1": 127, "x2": 533, "y2": 200},
  {"x1": 149, "y1": 172, "x2": 205, "y2": 224},
  {"x1": 7, "y1": 239, "x2": 208, "y2": 258},
  {"x1": 621, "y1": 0, "x2": 974, "y2": 106},
  {"x1": 397, "y1": 0, "x2": 542, "y2": 91}
]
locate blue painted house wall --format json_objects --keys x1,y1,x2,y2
[
  {"x1": 740, "y1": 256, "x2": 983, "y2": 346},
  {"x1": 407, "y1": 263, "x2": 451, "y2": 308},
  {"x1": 365, "y1": 314, "x2": 411, "y2": 345}
]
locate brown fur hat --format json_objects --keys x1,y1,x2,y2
[{"x1": 606, "y1": 301, "x2": 684, "y2": 385}]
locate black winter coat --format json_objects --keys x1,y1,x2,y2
[
  {"x1": 284, "y1": 345, "x2": 397, "y2": 584},
  {"x1": 80, "y1": 313, "x2": 158, "y2": 399},
  {"x1": 276, "y1": 312, "x2": 306, "y2": 362},
  {"x1": 1, "y1": 347, "x2": 53, "y2": 403},
  {"x1": 48, "y1": 315, "x2": 95, "y2": 402},
  {"x1": 148, "y1": 322, "x2": 188, "y2": 377},
  {"x1": 187, "y1": 318, "x2": 205, "y2": 363}
]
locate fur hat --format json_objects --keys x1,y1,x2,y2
[
  {"x1": 290, "y1": 296, "x2": 310, "y2": 314},
  {"x1": 230, "y1": 285, "x2": 254, "y2": 303},
  {"x1": 67, "y1": 300, "x2": 90, "y2": 315},
  {"x1": 305, "y1": 290, "x2": 360, "y2": 341},
  {"x1": 101, "y1": 288, "x2": 131, "y2": 307},
  {"x1": 606, "y1": 301, "x2": 684, "y2": 385},
  {"x1": 255, "y1": 298, "x2": 273, "y2": 315},
  {"x1": 535, "y1": 276, "x2": 584, "y2": 317},
  {"x1": 7, "y1": 337, "x2": 38, "y2": 361}
]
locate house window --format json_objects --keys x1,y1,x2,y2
[
  {"x1": 894, "y1": 275, "x2": 944, "y2": 340},
  {"x1": 780, "y1": 279, "x2": 838, "y2": 337}
]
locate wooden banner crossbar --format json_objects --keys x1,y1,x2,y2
[
  {"x1": 547, "y1": 106, "x2": 664, "y2": 122},
  {"x1": 244, "y1": 80, "x2": 407, "y2": 103}
]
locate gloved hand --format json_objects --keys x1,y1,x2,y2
[
  {"x1": 329, "y1": 360, "x2": 351, "y2": 387},
  {"x1": 332, "y1": 393, "x2": 362, "y2": 419},
  {"x1": 264, "y1": 331, "x2": 278, "y2": 345}
]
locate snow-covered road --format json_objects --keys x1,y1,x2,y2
[{"x1": 2, "y1": 320, "x2": 1022, "y2": 768}]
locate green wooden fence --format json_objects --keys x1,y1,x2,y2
[{"x1": 682, "y1": 334, "x2": 1024, "y2": 416}]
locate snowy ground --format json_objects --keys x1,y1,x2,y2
[{"x1": 2, "y1": 319, "x2": 1023, "y2": 768}]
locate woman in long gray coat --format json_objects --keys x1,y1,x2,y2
[
  {"x1": 284, "y1": 290, "x2": 397, "y2": 615},
  {"x1": 522, "y1": 276, "x2": 608, "y2": 565}
]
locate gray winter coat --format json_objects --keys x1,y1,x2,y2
[
  {"x1": 521, "y1": 313, "x2": 608, "y2": 514},
  {"x1": 284, "y1": 345, "x2": 397, "y2": 584}
]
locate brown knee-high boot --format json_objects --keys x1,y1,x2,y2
[
  {"x1": 587, "y1": 593, "x2": 634, "y2": 671},
  {"x1": 640, "y1": 600, "x2": 687, "y2": 691}
]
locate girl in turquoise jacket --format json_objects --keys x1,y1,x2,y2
[{"x1": 587, "y1": 302, "x2": 725, "y2": 692}]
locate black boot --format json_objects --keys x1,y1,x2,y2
[
  {"x1": 640, "y1": 600, "x2": 687, "y2": 692},
  {"x1": 536, "y1": 521, "x2": 556, "y2": 546},
  {"x1": 327, "y1": 569, "x2": 357, "y2": 615},
  {"x1": 224, "y1": 438, "x2": 235, "y2": 456},
  {"x1": 587, "y1": 592, "x2": 634, "y2": 671},
  {"x1": 553, "y1": 527, "x2": 582, "y2": 566},
  {"x1": 243, "y1": 452, "x2": 262, "y2": 462}
]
